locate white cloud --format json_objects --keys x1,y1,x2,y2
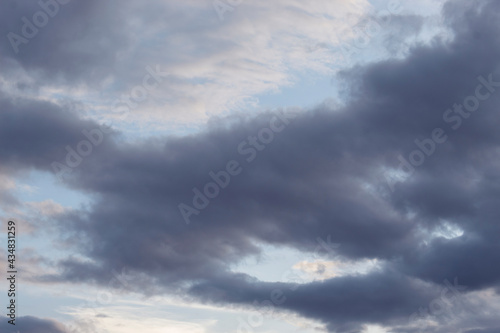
[
  {"x1": 293, "y1": 258, "x2": 382, "y2": 281},
  {"x1": 27, "y1": 199, "x2": 66, "y2": 217}
]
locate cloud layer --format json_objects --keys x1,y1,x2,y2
[{"x1": 2, "y1": 0, "x2": 500, "y2": 332}]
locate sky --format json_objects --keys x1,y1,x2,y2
[{"x1": 1, "y1": 0, "x2": 500, "y2": 332}]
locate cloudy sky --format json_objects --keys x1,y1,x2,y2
[{"x1": 1, "y1": 0, "x2": 500, "y2": 332}]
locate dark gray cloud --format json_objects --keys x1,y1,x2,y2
[
  {"x1": 0, "y1": 92, "x2": 116, "y2": 175},
  {"x1": 0, "y1": 316, "x2": 70, "y2": 333},
  {"x1": 0, "y1": 0, "x2": 221, "y2": 88},
  {"x1": 2, "y1": 0, "x2": 500, "y2": 332},
  {"x1": 188, "y1": 268, "x2": 441, "y2": 332},
  {"x1": 0, "y1": 0, "x2": 130, "y2": 85}
]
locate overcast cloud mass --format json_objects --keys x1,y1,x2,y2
[{"x1": 1, "y1": 0, "x2": 500, "y2": 333}]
